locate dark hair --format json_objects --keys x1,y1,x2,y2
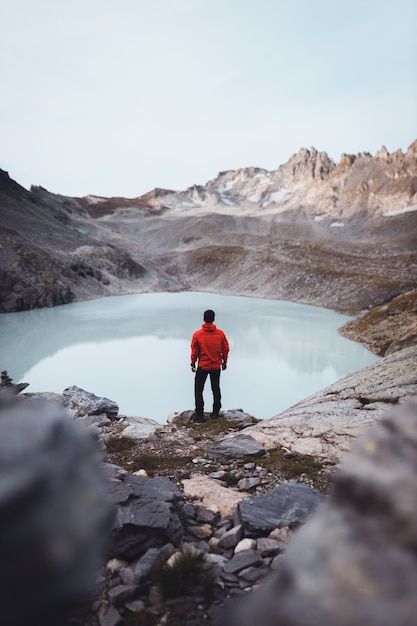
[{"x1": 204, "y1": 309, "x2": 215, "y2": 323}]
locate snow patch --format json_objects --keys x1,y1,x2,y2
[
  {"x1": 253, "y1": 173, "x2": 270, "y2": 184},
  {"x1": 330, "y1": 222, "x2": 345, "y2": 228},
  {"x1": 223, "y1": 173, "x2": 245, "y2": 190},
  {"x1": 249, "y1": 192, "x2": 262, "y2": 203},
  {"x1": 85, "y1": 195, "x2": 107, "y2": 204},
  {"x1": 262, "y1": 188, "x2": 291, "y2": 207},
  {"x1": 383, "y1": 204, "x2": 417, "y2": 217},
  {"x1": 218, "y1": 192, "x2": 235, "y2": 206},
  {"x1": 270, "y1": 189, "x2": 290, "y2": 202}
]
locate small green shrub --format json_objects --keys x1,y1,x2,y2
[
  {"x1": 105, "y1": 435, "x2": 136, "y2": 453},
  {"x1": 221, "y1": 472, "x2": 240, "y2": 487},
  {"x1": 130, "y1": 453, "x2": 193, "y2": 474},
  {"x1": 124, "y1": 612, "x2": 158, "y2": 626},
  {"x1": 262, "y1": 448, "x2": 332, "y2": 493},
  {"x1": 151, "y1": 550, "x2": 216, "y2": 601}
]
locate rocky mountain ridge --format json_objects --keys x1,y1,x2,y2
[
  {"x1": 137, "y1": 140, "x2": 417, "y2": 225},
  {"x1": 1, "y1": 142, "x2": 416, "y2": 354}
]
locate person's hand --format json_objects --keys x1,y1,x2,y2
[
  {"x1": 222, "y1": 362, "x2": 227, "y2": 370},
  {"x1": 191, "y1": 365, "x2": 196, "y2": 373}
]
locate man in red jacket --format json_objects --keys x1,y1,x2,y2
[{"x1": 190, "y1": 309, "x2": 230, "y2": 423}]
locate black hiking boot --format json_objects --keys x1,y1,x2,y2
[{"x1": 192, "y1": 412, "x2": 206, "y2": 423}]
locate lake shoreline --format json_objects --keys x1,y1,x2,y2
[{"x1": 0, "y1": 292, "x2": 379, "y2": 424}]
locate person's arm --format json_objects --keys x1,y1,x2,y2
[
  {"x1": 221, "y1": 333, "x2": 230, "y2": 370},
  {"x1": 190, "y1": 334, "x2": 199, "y2": 372}
]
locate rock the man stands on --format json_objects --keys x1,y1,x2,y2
[{"x1": 190, "y1": 309, "x2": 230, "y2": 423}]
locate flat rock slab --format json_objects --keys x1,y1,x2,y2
[
  {"x1": 247, "y1": 345, "x2": 417, "y2": 462},
  {"x1": 235, "y1": 481, "x2": 324, "y2": 536},
  {"x1": 209, "y1": 434, "x2": 266, "y2": 459},
  {"x1": 223, "y1": 549, "x2": 263, "y2": 574},
  {"x1": 182, "y1": 474, "x2": 249, "y2": 517},
  {"x1": 119, "y1": 415, "x2": 161, "y2": 439}
]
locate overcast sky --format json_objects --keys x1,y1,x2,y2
[{"x1": 1, "y1": 0, "x2": 416, "y2": 198}]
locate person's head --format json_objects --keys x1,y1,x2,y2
[{"x1": 203, "y1": 309, "x2": 215, "y2": 323}]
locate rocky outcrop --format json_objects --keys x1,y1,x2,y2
[
  {"x1": 0, "y1": 370, "x2": 29, "y2": 394},
  {"x1": 340, "y1": 289, "x2": 417, "y2": 355},
  {"x1": 62, "y1": 385, "x2": 120, "y2": 419},
  {"x1": 0, "y1": 170, "x2": 168, "y2": 313},
  {"x1": 33, "y1": 385, "x2": 163, "y2": 443},
  {"x1": 106, "y1": 472, "x2": 183, "y2": 560},
  {"x1": 245, "y1": 345, "x2": 417, "y2": 462},
  {"x1": 223, "y1": 396, "x2": 417, "y2": 626}
]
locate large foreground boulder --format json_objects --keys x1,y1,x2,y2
[
  {"x1": 0, "y1": 393, "x2": 114, "y2": 626},
  {"x1": 223, "y1": 395, "x2": 417, "y2": 626}
]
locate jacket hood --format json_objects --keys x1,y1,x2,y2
[{"x1": 202, "y1": 323, "x2": 217, "y2": 332}]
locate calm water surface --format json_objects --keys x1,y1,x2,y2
[{"x1": 0, "y1": 292, "x2": 379, "y2": 423}]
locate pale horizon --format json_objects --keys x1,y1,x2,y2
[{"x1": 1, "y1": 0, "x2": 416, "y2": 198}]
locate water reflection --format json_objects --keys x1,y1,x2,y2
[{"x1": 0, "y1": 292, "x2": 379, "y2": 422}]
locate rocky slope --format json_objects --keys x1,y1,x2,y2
[
  {"x1": 247, "y1": 344, "x2": 417, "y2": 462},
  {"x1": 2, "y1": 362, "x2": 417, "y2": 626},
  {"x1": 0, "y1": 172, "x2": 173, "y2": 312},
  {"x1": 1, "y1": 141, "x2": 417, "y2": 353}
]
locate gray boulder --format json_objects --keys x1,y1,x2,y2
[
  {"x1": 209, "y1": 434, "x2": 266, "y2": 459},
  {"x1": 119, "y1": 415, "x2": 161, "y2": 439},
  {"x1": 62, "y1": 385, "x2": 119, "y2": 418},
  {"x1": 107, "y1": 474, "x2": 183, "y2": 559},
  {"x1": 0, "y1": 370, "x2": 29, "y2": 394},
  {"x1": 235, "y1": 482, "x2": 324, "y2": 537}
]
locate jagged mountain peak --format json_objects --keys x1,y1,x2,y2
[
  {"x1": 144, "y1": 140, "x2": 417, "y2": 220},
  {"x1": 206, "y1": 166, "x2": 270, "y2": 189},
  {"x1": 406, "y1": 139, "x2": 417, "y2": 158}
]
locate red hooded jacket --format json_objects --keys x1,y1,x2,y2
[{"x1": 190, "y1": 323, "x2": 230, "y2": 370}]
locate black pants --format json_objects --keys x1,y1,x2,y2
[{"x1": 194, "y1": 367, "x2": 221, "y2": 417}]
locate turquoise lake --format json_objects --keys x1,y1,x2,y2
[{"x1": 0, "y1": 292, "x2": 379, "y2": 423}]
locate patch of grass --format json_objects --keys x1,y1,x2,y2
[
  {"x1": 261, "y1": 448, "x2": 333, "y2": 493},
  {"x1": 339, "y1": 289, "x2": 417, "y2": 355},
  {"x1": 130, "y1": 453, "x2": 193, "y2": 474},
  {"x1": 124, "y1": 612, "x2": 158, "y2": 626},
  {"x1": 151, "y1": 550, "x2": 216, "y2": 602},
  {"x1": 221, "y1": 472, "x2": 240, "y2": 487},
  {"x1": 105, "y1": 435, "x2": 136, "y2": 453},
  {"x1": 185, "y1": 414, "x2": 258, "y2": 436},
  {"x1": 342, "y1": 290, "x2": 417, "y2": 334}
]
